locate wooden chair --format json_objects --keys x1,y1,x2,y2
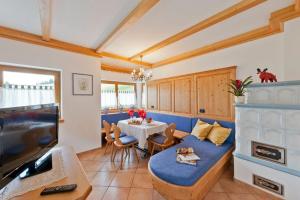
[
  {"x1": 102, "y1": 120, "x2": 126, "y2": 154},
  {"x1": 111, "y1": 125, "x2": 139, "y2": 169},
  {"x1": 148, "y1": 123, "x2": 176, "y2": 156}
]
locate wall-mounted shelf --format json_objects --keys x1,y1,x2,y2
[{"x1": 247, "y1": 80, "x2": 300, "y2": 88}]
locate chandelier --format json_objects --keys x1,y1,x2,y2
[{"x1": 131, "y1": 56, "x2": 152, "y2": 82}]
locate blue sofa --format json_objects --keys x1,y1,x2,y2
[{"x1": 146, "y1": 112, "x2": 235, "y2": 200}]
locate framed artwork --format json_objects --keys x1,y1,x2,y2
[{"x1": 72, "y1": 73, "x2": 93, "y2": 96}]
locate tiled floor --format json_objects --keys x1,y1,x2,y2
[{"x1": 78, "y1": 145, "x2": 281, "y2": 200}]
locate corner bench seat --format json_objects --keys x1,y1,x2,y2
[{"x1": 149, "y1": 135, "x2": 234, "y2": 186}]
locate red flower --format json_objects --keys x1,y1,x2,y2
[
  {"x1": 138, "y1": 109, "x2": 147, "y2": 120},
  {"x1": 127, "y1": 109, "x2": 134, "y2": 117},
  {"x1": 235, "y1": 80, "x2": 242, "y2": 89}
]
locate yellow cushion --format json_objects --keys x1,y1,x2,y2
[
  {"x1": 191, "y1": 120, "x2": 213, "y2": 140},
  {"x1": 207, "y1": 122, "x2": 232, "y2": 146}
]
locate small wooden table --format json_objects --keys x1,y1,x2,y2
[
  {"x1": 174, "y1": 130, "x2": 189, "y2": 144},
  {"x1": 8, "y1": 146, "x2": 91, "y2": 200}
]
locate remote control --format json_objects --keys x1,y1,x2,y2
[{"x1": 40, "y1": 184, "x2": 77, "y2": 196}]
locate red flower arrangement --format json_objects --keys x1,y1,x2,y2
[
  {"x1": 228, "y1": 76, "x2": 253, "y2": 97},
  {"x1": 127, "y1": 109, "x2": 134, "y2": 118},
  {"x1": 138, "y1": 109, "x2": 146, "y2": 120}
]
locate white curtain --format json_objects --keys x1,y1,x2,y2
[
  {"x1": 118, "y1": 90, "x2": 136, "y2": 108},
  {"x1": 0, "y1": 84, "x2": 55, "y2": 108}
]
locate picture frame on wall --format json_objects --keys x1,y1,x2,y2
[{"x1": 72, "y1": 73, "x2": 93, "y2": 96}]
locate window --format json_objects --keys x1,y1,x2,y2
[
  {"x1": 0, "y1": 65, "x2": 61, "y2": 109},
  {"x1": 101, "y1": 81, "x2": 136, "y2": 111}
]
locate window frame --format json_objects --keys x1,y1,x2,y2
[
  {"x1": 101, "y1": 80, "x2": 137, "y2": 112},
  {"x1": 0, "y1": 65, "x2": 62, "y2": 120}
]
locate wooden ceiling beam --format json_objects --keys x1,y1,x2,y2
[
  {"x1": 129, "y1": 0, "x2": 266, "y2": 60},
  {"x1": 152, "y1": 3, "x2": 300, "y2": 68},
  {"x1": 0, "y1": 25, "x2": 101, "y2": 57},
  {"x1": 101, "y1": 63, "x2": 132, "y2": 74},
  {"x1": 101, "y1": 51, "x2": 152, "y2": 68},
  {"x1": 0, "y1": 26, "x2": 153, "y2": 67},
  {"x1": 38, "y1": 0, "x2": 52, "y2": 41},
  {"x1": 96, "y1": 0, "x2": 159, "y2": 52}
]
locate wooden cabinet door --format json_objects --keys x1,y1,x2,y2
[
  {"x1": 147, "y1": 84, "x2": 157, "y2": 110},
  {"x1": 196, "y1": 76, "x2": 214, "y2": 115},
  {"x1": 174, "y1": 77, "x2": 192, "y2": 114},
  {"x1": 212, "y1": 73, "x2": 230, "y2": 118},
  {"x1": 196, "y1": 72, "x2": 231, "y2": 120},
  {"x1": 159, "y1": 81, "x2": 172, "y2": 112}
]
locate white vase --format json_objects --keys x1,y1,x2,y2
[{"x1": 235, "y1": 96, "x2": 245, "y2": 104}]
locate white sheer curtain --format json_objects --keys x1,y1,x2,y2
[
  {"x1": 118, "y1": 90, "x2": 136, "y2": 108},
  {"x1": 101, "y1": 89, "x2": 117, "y2": 109},
  {"x1": 0, "y1": 84, "x2": 55, "y2": 108}
]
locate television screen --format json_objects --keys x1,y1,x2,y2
[{"x1": 0, "y1": 104, "x2": 58, "y2": 190}]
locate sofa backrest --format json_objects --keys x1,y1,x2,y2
[
  {"x1": 147, "y1": 112, "x2": 192, "y2": 133},
  {"x1": 191, "y1": 118, "x2": 235, "y2": 144}
]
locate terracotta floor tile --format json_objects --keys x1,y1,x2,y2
[
  {"x1": 153, "y1": 189, "x2": 166, "y2": 200},
  {"x1": 87, "y1": 186, "x2": 107, "y2": 200},
  {"x1": 91, "y1": 172, "x2": 116, "y2": 187},
  {"x1": 210, "y1": 182, "x2": 225, "y2": 193},
  {"x1": 93, "y1": 152, "x2": 111, "y2": 161},
  {"x1": 227, "y1": 193, "x2": 257, "y2": 200},
  {"x1": 218, "y1": 179, "x2": 251, "y2": 194},
  {"x1": 203, "y1": 192, "x2": 230, "y2": 200},
  {"x1": 136, "y1": 160, "x2": 149, "y2": 174},
  {"x1": 99, "y1": 161, "x2": 120, "y2": 172},
  {"x1": 132, "y1": 173, "x2": 153, "y2": 189},
  {"x1": 81, "y1": 160, "x2": 103, "y2": 172},
  {"x1": 102, "y1": 187, "x2": 130, "y2": 200},
  {"x1": 110, "y1": 172, "x2": 135, "y2": 187},
  {"x1": 128, "y1": 188, "x2": 153, "y2": 200},
  {"x1": 118, "y1": 161, "x2": 138, "y2": 173}
]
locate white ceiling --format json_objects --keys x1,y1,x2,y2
[{"x1": 0, "y1": 0, "x2": 295, "y2": 69}]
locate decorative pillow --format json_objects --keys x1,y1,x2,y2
[
  {"x1": 191, "y1": 120, "x2": 213, "y2": 140},
  {"x1": 207, "y1": 122, "x2": 232, "y2": 146}
]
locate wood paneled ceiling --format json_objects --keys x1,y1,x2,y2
[{"x1": 0, "y1": 0, "x2": 299, "y2": 73}]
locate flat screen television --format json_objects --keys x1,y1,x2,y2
[{"x1": 0, "y1": 104, "x2": 58, "y2": 190}]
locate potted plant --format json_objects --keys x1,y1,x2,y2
[{"x1": 228, "y1": 76, "x2": 253, "y2": 104}]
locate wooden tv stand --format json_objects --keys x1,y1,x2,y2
[{"x1": 8, "y1": 146, "x2": 92, "y2": 200}]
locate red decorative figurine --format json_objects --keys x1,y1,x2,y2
[{"x1": 257, "y1": 68, "x2": 277, "y2": 83}]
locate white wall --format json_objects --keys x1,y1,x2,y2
[
  {"x1": 101, "y1": 70, "x2": 133, "y2": 83},
  {"x1": 0, "y1": 38, "x2": 102, "y2": 153},
  {"x1": 152, "y1": 18, "x2": 300, "y2": 82},
  {"x1": 284, "y1": 18, "x2": 300, "y2": 81}
]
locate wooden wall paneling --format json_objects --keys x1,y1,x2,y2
[
  {"x1": 195, "y1": 67, "x2": 236, "y2": 121},
  {"x1": 147, "y1": 83, "x2": 158, "y2": 110},
  {"x1": 174, "y1": 76, "x2": 192, "y2": 114},
  {"x1": 158, "y1": 81, "x2": 172, "y2": 112}
]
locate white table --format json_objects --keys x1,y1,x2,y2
[{"x1": 117, "y1": 119, "x2": 168, "y2": 149}]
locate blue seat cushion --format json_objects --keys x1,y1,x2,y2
[
  {"x1": 150, "y1": 135, "x2": 166, "y2": 144},
  {"x1": 110, "y1": 132, "x2": 126, "y2": 139},
  {"x1": 149, "y1": 135, "x2": 233, "y2": 186},
  {"x1": 120, "y1": 135, "x2": 138, "y2": 145}
]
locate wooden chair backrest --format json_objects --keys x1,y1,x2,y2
[
  {"x1": 163, "y1": 123, "x2": 176, "y2": 145},
  {"x1": 112, "y1": 125, "x2": 123, "y2": 146},
  {"x1": 103, "y1": 120, "x2": 113, "y2": 141}
]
